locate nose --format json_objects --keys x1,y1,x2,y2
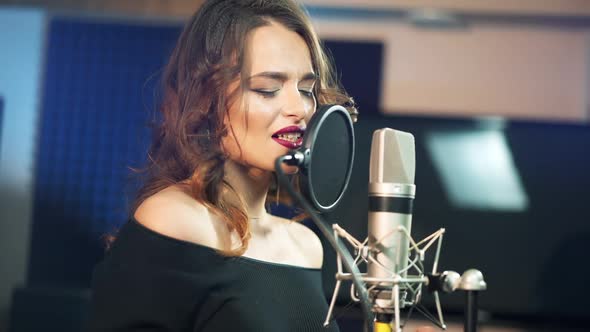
[{"x1": 282, "y1": 87, "x2": 314, "y2": 122}]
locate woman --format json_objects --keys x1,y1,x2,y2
[{"x1": 88, "y1": 0, "x2": 355, "y2": 331}]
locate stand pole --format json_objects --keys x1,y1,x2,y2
[
  {"x1": 464, "y1": 290, "x2": 478, "y2": 332},
  {"x1": 457, "y1": 269, "x2": 486, "y2": 332}
]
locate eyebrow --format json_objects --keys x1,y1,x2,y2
[{"x1": 248, "y1": 71, "x2": 318, "y2": 82}]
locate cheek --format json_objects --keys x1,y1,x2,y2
[
  {"x1": 225, "y1": 102, "x2": 273, "y2": 153},
  {"x1": 305, "y1": 98, "x2": 317, "y2": 121},
  {"x1": 246, "y1": 97, "x2": 280, "y2": 127},
  {"x1": 224, "y1": 112, "x2": 245, "y2": 143}
]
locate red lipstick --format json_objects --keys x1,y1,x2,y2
[{"x1": 272, "y1": 125, "x2": 305, "y2": 149}]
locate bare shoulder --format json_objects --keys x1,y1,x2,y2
[
  {"x1": 283, "y1": 218, "x2": 324, "y2": 269},
  {"x1": 133, "y1": 184, "x2": 231, "y2": 250}
]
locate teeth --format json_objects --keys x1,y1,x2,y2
[{"x1": 277, "y1": 132, "x2": 301, "y2": 143}]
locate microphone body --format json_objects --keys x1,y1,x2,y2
[{"x1": 367, "y1": 128, "x2": 416, "y2": 310}]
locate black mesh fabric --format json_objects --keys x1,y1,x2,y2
[{"x1": 87, "y1": 219, "x2": 340, "y2": 332}]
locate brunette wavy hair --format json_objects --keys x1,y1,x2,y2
[{"x1": 132, "y1": 0, "x2": 357, "y2": 256}]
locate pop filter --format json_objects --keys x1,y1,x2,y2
[{"x1": 290, "y1": 104, "x2": 355, "y2": 212}]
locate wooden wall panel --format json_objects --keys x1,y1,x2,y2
[{"x1": 315, "y1": 19, "x2": 589, "y2": 122}]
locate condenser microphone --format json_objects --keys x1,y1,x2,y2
[
  {"x1": 324, "y1": 127, "x2": 486, "y2": 332},
  {"x1": 367, "y1": 128, "x2": 416, "y2": 312}
]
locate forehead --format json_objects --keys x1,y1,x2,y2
[{"x1": 245, "y1": 22, "x2": 314, "y2": 76}]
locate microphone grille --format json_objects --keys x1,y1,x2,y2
[{"x1": 369, "y1": 128, "x2": 415, "y2": 184}]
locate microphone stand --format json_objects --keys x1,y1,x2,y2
[
  {"x1": 457, "y1": 269, "x2": 487, "y2": 332},
  {"x1": 465, "y1": 291, "x2": 478, "y2": 332}
]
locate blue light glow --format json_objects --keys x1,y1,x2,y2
[{"x1": 426, "y1": 129, "x2": 528, "y2": 211}]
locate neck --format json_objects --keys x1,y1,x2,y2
[{"x1": 223, "y1": 160, "x2": 272, "y2": 224}]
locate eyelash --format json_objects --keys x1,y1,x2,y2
[
  {"x1": 300, "y1": 90, "x2": 314, "y2": 98},
  {"x1": 253, "y1": 89, "x2": 314, "y2": 98},
  {"x1": 254, "y1": 90, "x2": 278, "y2": 98}
]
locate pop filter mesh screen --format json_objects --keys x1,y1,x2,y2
[{"x1": 310, "y1": 111, "x2": 351, "y2": 207}]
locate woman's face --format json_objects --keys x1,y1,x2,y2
[{"x1": 222, "y1": 21, "x2": 317, "y2": 173}]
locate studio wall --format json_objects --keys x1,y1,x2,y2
[{"x1": 0, "y1": 8, "x2": 46, "y2": 330}]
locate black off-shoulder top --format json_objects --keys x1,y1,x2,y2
[{"x1": 87, "y1": 218, "x2": 340, "y2": 332}]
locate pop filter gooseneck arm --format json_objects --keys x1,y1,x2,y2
[
  {"x1": 275, "y1": 157, "x2": 373, "y2": 332},
  {"x1": 274, "y1": 105, "x2": 373, "y2": 332}
]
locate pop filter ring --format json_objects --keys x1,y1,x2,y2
[{"x1": 298, "y1": 104, "x2": 355, "y2": 212}]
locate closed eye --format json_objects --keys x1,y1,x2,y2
[
  {"x1": 253, "y1": 89, "x2": 278, "y2": 98},
  {"x1": 299, "y1": 90, "x2": 314, "y2": 97}
]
